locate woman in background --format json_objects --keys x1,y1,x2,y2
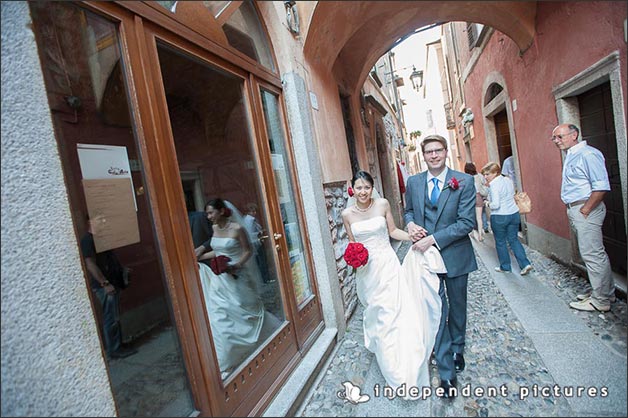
[{"x1": 481, "y1": 163, "x2": 533, "y2": 275}]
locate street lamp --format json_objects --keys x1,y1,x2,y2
[{"x1": 409, "y1": 66, "x2": 423, "y2": 91}]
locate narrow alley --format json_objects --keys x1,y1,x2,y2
[
  {"x1": 3, "y1": 3, "x2": 626, "y2": 416},
  {"x1": 296, "y1": 238, "x2": 627, "y2": 417}
]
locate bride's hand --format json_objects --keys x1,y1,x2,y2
[
  {"x1": 412, "y1": 235, "x2": 435, "y2": 253},
  {"x1": 408, "y1": 222, "x2": 427, "y2": 241},
  {"x1": 225, "y1": 261, "x2": 241, "y2": 277}
]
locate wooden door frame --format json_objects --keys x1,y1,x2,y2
[
  {"x1": 250, "y1": 79, "x2": 325, "y2": 352},
  {"x1": 82, "y1": 2, "x2": 309, "y2": 416},
  {"x1": 553, "y1": 51, "x2": 628, "y2": 233},
  {"x1": 136, "y1": 22, "x2": 302, "y2": 417}
]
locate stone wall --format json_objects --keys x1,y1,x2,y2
[
  {"x1": 324, "y1": 181, "x2": 357, "y2": 322},
  {"x1": 1, "y1": 3, "x2": 116, "y2": 415}
]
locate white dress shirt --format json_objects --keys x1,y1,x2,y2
[{"x1": 561, "y1": 141, "x2": 610, "y2": 204}]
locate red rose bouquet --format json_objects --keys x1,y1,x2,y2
[
  {"x1": 210, "y1": 255, "x2": 232, "y2": 275},
  {"x1": 343, "y1": 242, "x2": 369, "y2": 268}
]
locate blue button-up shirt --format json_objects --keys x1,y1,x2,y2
[{"x1": 561, "y1": 141, "x2": 610, "y2": 204}]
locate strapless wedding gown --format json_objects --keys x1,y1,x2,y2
[
  {"x1": 352, "y1": 216, "x2": 444, "y2": 393},
  {"x1": 198, "y1": 237, "x2": 279, "y2": 376}
]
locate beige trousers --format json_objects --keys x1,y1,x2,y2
[{"x1": 567, "y1": 202, "x2": 615, "y2": 305}]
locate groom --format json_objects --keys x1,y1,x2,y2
[{"x1": 404, "y1": 135, "x2": 477, "y2": 398}]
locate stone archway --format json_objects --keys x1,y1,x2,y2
[
  {"x1": 304, "y1": 1, "x2": 537, "y2": 96},
  {"x1": 301, "y1": 1, "x2": 537, "y2": 185}
]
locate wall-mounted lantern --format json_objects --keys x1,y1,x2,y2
[{"x1": 409, "y1": 66, "x2": 423, "y2": 91}]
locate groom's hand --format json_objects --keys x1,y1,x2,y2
[
  {"x1": 412, "y1": 235, "x2": 435, "y2": 253},
  {"x1": 407, "y1": 222, "x2": 427, "y2": 241}
]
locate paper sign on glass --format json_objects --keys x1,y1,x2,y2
[
  {"x1": 83, "y1": 178, "x2": 140, "y2": 253},
  {"x1": 77, "y1": 143, "x2": 137, "y2": 210}
]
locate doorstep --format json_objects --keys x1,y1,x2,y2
[{"x1": 262, "y1": 328, "x2": 337, "y2": 417}]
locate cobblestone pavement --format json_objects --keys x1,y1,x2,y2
[{"x1": 298, "y1": 240, "x2": 627, "y2": 417}]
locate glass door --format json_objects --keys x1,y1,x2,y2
[
  {"x1": 254, "y1": 83, "x2": 324, "y2": 348},
  {"x1": 141, "y1": 28, "x2": 300, "y2": 415},
  {"x1": 156, "y1": 42, "x2": 287, "y2": 379}
]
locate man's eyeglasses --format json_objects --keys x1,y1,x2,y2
[
  {"x1": 551, "y1": 130, "x2": 575, "y2": 141},
  {"x1": 423, "y1": 148, "x2": 446, "y2": 156}
]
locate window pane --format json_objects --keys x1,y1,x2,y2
[
  {"x1": 154, "y1": 1, "x2": 177, "y2": 13},
  {"x1": 260, "y1": 90, "x2": 313, "y2": 305},
  {"x1": 203, "y1": 0, "x2": 231, "y2": 18},
  {"x1": 156, "y1": 44, "x2": 285, "y2": 381},
  {"x1": 156, "y1": 1, "x2": 231, "y2": 17},
  {"x1": 223, "y1": 0, "x2": 275, "y2": 71},
  {"x1": 29, "y1": 3, "x2": 195, "y2": 416}
]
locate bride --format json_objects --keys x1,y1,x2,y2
[
  {"x1": 341, "y1": 171, "x2": 444, "y2": 395},
  {"x1": 197, "y1": 198, "x2": 279, "y2": 380}
]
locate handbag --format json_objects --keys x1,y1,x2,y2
[{"x1": 514, "y1": 191, "x2": 532, "y2": 214}]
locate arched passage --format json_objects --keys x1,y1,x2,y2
[{"x1": 304, "y1": 1, "x2": 537, "y2": 95}]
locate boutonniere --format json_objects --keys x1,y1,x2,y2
[{"x1": 442, "y1": 177, "x2": 460, "y2": 191}]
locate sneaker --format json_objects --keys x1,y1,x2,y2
[
  {"x1": 109, "y1": 347, "x2": 138, "y2": 359},
  {"x1": 577, "y1": 292, "x2": 616, "y2": 303},
  {"x1": 520, "y1": 265, "x2": 533, "y2": 275},
  {"x1": 494, "y1": 267, "x2": 511, "y2": 272},
  {"x1": 569, "y1": 298, "x2": 610, "y2": 312}
]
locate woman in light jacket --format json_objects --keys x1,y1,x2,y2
[{"x1": 481, "y1": 162, "x2": 533, "y2": 275}]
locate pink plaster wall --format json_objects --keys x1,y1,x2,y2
[
  {"x1": 464, "y1": 1, "x2": 627, "y2": 239},
  {"x1": 258, "y1": 1, "x2": 353, "y2": 184},
  {"x1": 308, "y1": 61, "x2": 354, "y2": 183}
]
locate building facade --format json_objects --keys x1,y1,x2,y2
[{"x1": 441, "y1": 2, "x2": 627, "y2": 278}]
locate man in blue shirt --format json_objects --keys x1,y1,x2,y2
[
  {"x1": 552, "y1": 123, "x2": 615, "y2": 312},
  {"x1": 501, "y1": 155, "x2": 517, "y2": 191}
]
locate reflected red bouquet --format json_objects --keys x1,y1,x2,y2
[
  {"x1": 343, "y1": 242, "x2": 369, "y2": 268},
  {"x1": 210, "y1": 255, "x2": 232, "y2": 275}
]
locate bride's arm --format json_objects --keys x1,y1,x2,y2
[
  {"x1": 231, "y1": 225, "x2": 253, "y2": 268},
  {"x1": 382, "y1": 199, "x2": 412, "y2": 241},
  {"x1": 198, "y1": 250, "x2": 216, "y2": 261},
  {"x1": 341, "y1": 209, "x2": 357, "y2": 242}
]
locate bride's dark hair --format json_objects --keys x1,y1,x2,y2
[
  {"x1": 207, "y1": 198, "x2": 232, "y2": 217},
  {"x1": 351, "y1": 170, "x2": 374, "y2": 187}
]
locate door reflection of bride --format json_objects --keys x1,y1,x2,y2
[{"x1": 198, "y1": 198, "x2": 280, "y2": 380}]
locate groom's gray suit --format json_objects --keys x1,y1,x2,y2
[{"x1": 404, "y1": 168, "x2": 477, "y2": 381}]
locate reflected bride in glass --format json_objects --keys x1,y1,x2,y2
[{"x1": 198, "y1": 198, "x2": 279, "y2": 380}]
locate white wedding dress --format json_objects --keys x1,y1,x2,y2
[
  {"x1": 198, "y1": 237, "x2": 280, "y2": 377},
  {"x1": 352, "y1": 216, "x2": 444, "y2": 393}
]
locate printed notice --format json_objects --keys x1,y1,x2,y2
[
  {"x1": 77, "y1": 143, "x2": 137, "y2": 210},
  {"x1": 83, "y1": 178, "x2": 140, "y2": 253}
]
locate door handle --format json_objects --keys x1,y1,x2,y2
[
  {"x1": 273, "y1": 233, "x2": 283, "y2": 240},
  {"x1": 259, "y1": 235, "x2": 270, "y2": 241}
]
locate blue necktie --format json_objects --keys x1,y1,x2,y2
[{"x1": 430, "y1": 178, "x2": 440, "y2": 205}]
